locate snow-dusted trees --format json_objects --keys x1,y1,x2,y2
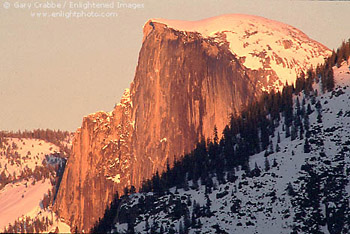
[{"x1": 0, "y1": 129, "x2": 71, "y2": 156}]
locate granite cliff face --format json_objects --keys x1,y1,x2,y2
[
  {"x1": 130, "y1": 21, "x2": 260, "y2": 190},
  {"x1": 54, "y1": 15, "x2": 331, "y2": 232},
  {"x1": 55, "y1": 90, "x2": 134, "y2": 231}
]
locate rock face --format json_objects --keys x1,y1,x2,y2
[
  {"x1": 130, "y1": 21, "x2": 260, "y2": 190},
  {"x1": 54, "y1": 14, "x2": 331, "y2": 232},
  {"x1": 54, "y1": 91, "x2": 134, "y2": 231}
]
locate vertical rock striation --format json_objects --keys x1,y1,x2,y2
[
  {"x1": 55, "y1": 90, "x2": 134, "y2": 231},
  {"x1": 130, "y1": 21, "x2": 258, "y2": 189}
]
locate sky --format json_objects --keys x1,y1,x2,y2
[{"x1": 1, "y1": 0, "x2": 350, "y2": 132}]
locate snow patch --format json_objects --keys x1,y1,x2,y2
[{"x1": 107, "y1": 174, "x2": 121, "y2": 184}]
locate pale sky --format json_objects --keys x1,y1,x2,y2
[{"x1": 1, "y1": 0, "x2": 350, "y2": 132}]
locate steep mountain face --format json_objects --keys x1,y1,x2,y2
[
  {"x1": 110, "y1": 60, "x2": 350, "y2": 234},
  {"x1": 130, "y1": 20, "x2": 259, "y2": 190},
  {"x1": 54, "y1": 14, "x2": 330, "y2": 232},
  {"x1": 55, "y1": 90, "x2": 134, "y2": 231}
]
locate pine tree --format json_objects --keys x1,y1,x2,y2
[
  {"x1": 272, "y1": 158, "x2": 278, "y2": 167},
  {"x1": 285, "y1": 125, "x2": 291, "y2": 138},
  {"x1": 129, "y1": 185, "x2": 136, "y2": 194},
  {"x1": 323, "y1": 67, "x2": 335, "y2": 92},
  {"x1": 205, "y1": 194, "x2": 212, "y2": 217},
  {"x1": 276, "y1": 143, "x2": 280, "y2": 152},
  {"x1": 296, "y1": 97, "x2": 301, "y2": 115},
  {"x1": 317, "y1": 113, "x2": 322, "y2": 123},
  {"x1": 252, "y1": 162, "x2": 261, "y2": 177},
  {"x1": 269, "y1": 140, "x2": 274, "y2": 154},
  {"x1": 183, "y1": 175, "x2": 189, "y2": 191},
  {"x1": 307, "y1": 104, "x2": 313, "y2": 115},
  {"x1": 264, "y1": 150, "x2": 269, "y2": 157},
  {"x1": 304, "y1": 138, "x2": 311, "y2": 153},
  {"x1": 344, "y1": 40, "x2": 350, "y2": 62},
  {"x1": 286, "y1": 182, "x2": 295, "y2": 196},
  {"x1": 265, "y1": 157, "x2": 270, "y2": 171},
  {"x1": 213, "y1": 125, "x2": 219, "y2": 145},
  {"x1": 315, "y1": 101, "x2": 322, "y2": 113},
  {"x1": 291, "y1": 124, "x2": 297, "y2": 141},
  {"x1": 337, "y1": 46, "x2": 345, "y2": 67},
  {"x1": 299, "y1": 124, "x2": 304, "y2": 140},
  {"x1": 329, "y1": 50, "x2": 337, "y2": 67},
  {"x1": 243, "y1": 159, "x2": 251, "y2": 176},
  {"x1": 179, "y1": 221, "x2": 184, "y2": 234},
  {"x1": 184, "y1": 208, "x2": 191, "y2": 232},
  {"x1": 123, "y1": 187, "x2": 129, "y2": 196},
  {"x1": 304, "y1": 113, "x2": 310, "y2": 133}
]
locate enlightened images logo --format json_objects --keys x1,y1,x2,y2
[{"x1": 2, "y1": 1, "x2": 145, "y2": 19}]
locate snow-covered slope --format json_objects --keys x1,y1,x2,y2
[
  {"x1": 0, "y1": 179, "x2": 51, "y2": 230},
  {"x1": 0, "y1": 138, "x2": 59, "y2": 178},
  {"x1": 110, "y1": 61, "x2": 350, "y2": 234},
  {"x1": 0, "y1": 137, "x2": 69, "y2": 232},
  {"x1": 148, "y1": 14, "x2": 331, "y2": 91}
]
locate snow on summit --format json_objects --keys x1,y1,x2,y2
[{"x1": 149, "y1": 14, "x2": 331, "y2": 91}]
